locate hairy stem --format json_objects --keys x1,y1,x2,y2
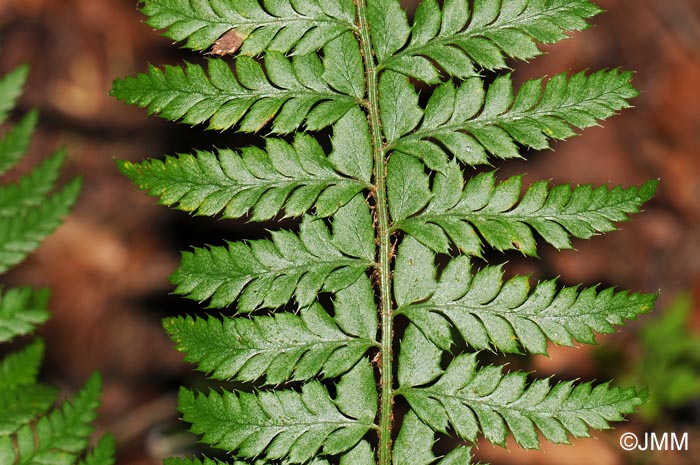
[{"x1": 356, "y1": 1, "x2": 393, "y2": 463}]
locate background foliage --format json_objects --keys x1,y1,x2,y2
[{"x1": 0, "y1": 65, "x2": 114, "y2": 465}]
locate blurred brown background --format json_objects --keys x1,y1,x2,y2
[{"x1": 0, "y1": 0, "x2": 699, "y2": 464}]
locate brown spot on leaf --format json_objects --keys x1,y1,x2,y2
[{"x1": 209, "y1": 29, "x2": 245, "y2": 56}]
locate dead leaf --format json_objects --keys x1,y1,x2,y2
[{"x1": 209, "y1": 29, "x2": 245, "y2": 56}]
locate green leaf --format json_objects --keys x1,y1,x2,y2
[
  {"x1": 393, "y1": 237, "x2": 436, "y2": 307},
  {"x1": 396, "y1": 165, "x2": 657, "y2": 256},
  {"x1": 0, "y1": 339, "x2": 44, "y2": 389},
  {"x1": 111, "y1": 57, "x2": 358, "y2": 132},
  {"x1": 0, "y1": 65, "x2": 111, "y2": 465},
  {"x1": 0, "y1": 341, "x2": 57, "y2": 436},
  {"x1": 0, "y1": 111, "x2": 38, "y2": 177},
  {"x1": 171, "y1": 197, "x2": 373, "y2": 310},
  {"x1": 383, "y1": 0, "x2": 601, "y2": 80},
  {"x1": 0, "y1": 178, "x2": 81, "y2": 274},
  {"x1": 0, "y1": 383, "x2": 59, "y2": 436},
  {"x1": 335, "y1": 359, "x2": 378, "y2": 422},
  {"x1": 397, "y1": 324, "x2": 443, "y2": 388},
  {"x1": 0, "y1": 287, "x2": 50, "y2": 343},
  {"x1": 118, "y1": 132, "x2": 368, "y2": 222},
  {"x1": 400, "y1": 354, "x2": 646, "y2": 449},
  {"x1": 379, "y1": 71, "x2": 423, "y2": 143},
  {"x1": 0, "y1": 123, "x2": 81, "y2": 274},
  {"x1": 140, "y1": 0, "x2": 356, "y2": 54},
  {"x1": 164, "y1": 459, "x2": 231, "y2": 465},
  {"x1": 179, "y1": 376, "x2": 375, "y2": 463},
  {"x1": 341, "y1": 440, "x2": 376, "y2": 465},
  {"x1": 629, "y1": 294, "x2": 700, "y2": 420},
  {"x1": 392, "y1": 410, "x2": 436, "y2": 465},
  {"x1": 0, "y1": 64, "x2": 28, "y2": 125},
  {"x1": 393, "y1": 410, "x2": 473, "y2": 465},
  {"x1": 333, "y1": 272, "x2": 378, "y2": 341},
  {"x1": 0, "y1": 66, "x2": 80, "y2": 274},
  {"x1": 368, "y1": 0, "x2": 410, "y2": 63},
  {"x1": 436, "y1": 447, "x2": 475, "y2": 465},
  {"x1": 392, "y1": 70, "x2": 638, "y2": 163},
  {"x1": 332, "y1": 194, "x2": 375, "y2": 261},
  {"x1": 164, "y1": 458, "x2": 233, "y2": 465},
  {"x1": 323, "y1": 31, "x2": 366, "y2": 99},
  {"x1": 398, "y1": 252, "x2": 657, "y2": 353},
  {"x1": 165, "y1": 456, "x2": 334, "y2": 465},
  {"x1": 164, "y1": 297, "x2": 375, "y2": 384},
  {"x1": 1, "y1": 373, "x2": 103, "y2": 465},
  {"x1": 387, "y1": 152, "x2": 432, "y2": 223},
  {"x1": 0, "y1": 149, "x2": 66, "y2": 218},
  {"x1": 329, "y1": 106, "x2": 373, "y2": 184},
  {"x1": 115, "y1": 2, "x2": 656, "y2": 465},
  {"x1": 77, "y1": 434, "x2": 116, "y2": 465}
]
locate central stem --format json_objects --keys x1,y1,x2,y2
[{"x1": 356, "y1": 1, "x2": 393, "y2": 464}]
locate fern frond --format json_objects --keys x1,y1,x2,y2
[
  {"x1": 140, "y1": 0, "x2": 356, "y2": 55},
  {"x1": 172, "y1": 194, "x2": 373, "y2": 310},
  {"x1": 390, "y1": 161, "x2": 658, "y2": 256},
  {"x1": 111, "y1": 55, "x2": 359, "y2": 132},
  {"x1": 165, "y1": 275, "x2": 376, "y2": 384},
  {"x1": 0, "y1": 287, "x2": 50, "y2": 343},
  {"x1": 0, "y1": 341, "x2": 58, "y2": 436},
  {"x1": 0, "y1": 373, "x2": 103, "y2": 465},
  {"x1": 0, "y1": 65, "x2": 28, "y2": 125},
  {"x1": 119, "y1": 108, "x2": 371, "y2": 220},
  {"x1": 76, "y1": 434, "x2": 116, "y2": 465},
  {"x1": 393, "y1": 410, "x2": 473, "y2": 465},
  {"x1": 0, "y1": 65, "x2": 37, "y2": 176},
  {"x1": 116, "y1": 1, "x2": 655, "y2": 464},
  {"x1": 380, "y1": 0, "x2": 601, "y2": 81},
  {"x1": 386, "y1": 69, "x2": 638, "y2": 166},
  {"x1": 398, "y1": 350, "x2": 646, "y2": 449},
  {"x1": 366, "y1": 0, "x2": 411, "y2": 64},
  {"x1": 393, "y1": 410, "x2": 437, "y2": 465},
  {"x1": 0, "y1": 111, "x2": 38, "y2": 177},
  {"x1": 180, "y1": 360, "x2": 376, "y2": 463},
  {"x1": 0, "y1": 178, "x2": 81, "y2": 274},
  {"x1": 322, "y1": 32, "x2": 366, "y2": 99},
  {"x1": 0, "y1": 338, "x2": 57, "y2": 436},
  {"x1": 0, "y1": 149, "x2": 66, "y2": 217},
  {"x1": 394, "y1": 238, "x2": 656, "y2": 353},
  {"x1": 378, "y1": 71, "x2": 424, "y2": 145},
  {"x1": 164, "y1": 459, "x2": 242, "y2": 465},
  {"x1": 164, "y1": 447, "x2": 375, "y2": 465},
  {"x1": 164, "y1": 458, "x2": 230, "y2": 465},
  {"x1": 0, "y1": 383, "x2": 59, "y2": 436},
  {"x1": 0, "y1": 66, "x2": 80, "y2": 275},
  {"x1": 0, "y1": 64, "x2": 112, "y2": 465},
  {"x1": 342, "y1": 441, "x2": 376, "y2": 465},
  {"x1": 0, "y1": 339, "x2": 43, "y2": 389}
]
